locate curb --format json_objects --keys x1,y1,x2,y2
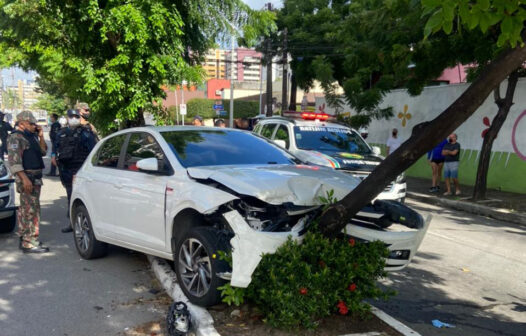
[
  {"x1": 148, "y1": 255, "x2": 422, "y2": 336},
  {"x1": 148, "y1": 255, "x2": 220, "y2": 336},
  {"x1": 407, "y1": 191, "x2": 526, "y2": 226}
]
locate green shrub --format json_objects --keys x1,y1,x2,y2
[
  {"x1": 244, "y1": 232, "x2": 392, "y2": 329},
  {"x1": 184, "y1": 98, "x2": 260, "y2": 120}
]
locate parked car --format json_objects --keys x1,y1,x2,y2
[
  {"x1": 0, "y1": 159, "x2": 17, "y2": 233},
  {"x1": 253, "y1": 113, "x2": 407, "y2": 202},
  {"x1": 70, "y1": 126, "x2": 430, "y2": 306}
]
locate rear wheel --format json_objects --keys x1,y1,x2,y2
[
  {"x1": 73, "y1": 204, "x2": 108, "y2": 259},
  {"x1": 0, "y1": 212, "x2": 16, "y2": 233},
  {"x1": 174, "y1": 227, "x2": 230, "y2": 307}
]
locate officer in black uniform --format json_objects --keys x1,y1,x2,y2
[
  {"x1": 47, "y1": 113, "x2": 61, "y2": 176},
  {"x1": 53, "y1": 109, "x2": 97, "y2": 232},
  {"x1": 0, "y1": 111, "x2": 14, "y2": 157}
]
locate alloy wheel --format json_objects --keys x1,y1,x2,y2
[
  {"x1": 74, "y1": 211, "x2": 90, "y2": 253},
  {"x1": 178, "y1": 238, "x2": 212, "y2": 297}
]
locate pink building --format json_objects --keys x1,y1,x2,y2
[
  {"x1": 225, "y1": 48, "x2": 263, "y2": 82},
  {"x1": 436, "y1": 64, "x2": 468, "y2": 84}
]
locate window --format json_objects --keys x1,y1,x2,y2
[
  {"x1": 94, "y1": 134, "x2": 126, "y2": 168},
  {"x1": 260, "y1": 123, "x2": 276, "y2": 139},
  {"x1": 123, "y1": 132, "x2": 169, "y2": 173},
  {"x1": 161, "y1": 130, "x2": 298, "y2": 168},
  {"x1": 293, "y1": 126, "x2": 372, "y2": 155},
  {"x1": 274, "y1": 125, "x2": 290, "y2": 149}
]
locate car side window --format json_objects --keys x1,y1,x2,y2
[
  {"x1": 253, "y1": 123, "x2": 262, "y2": 134},
  {"x1": 123, "y1": 132, "x2": 169, "y2": 173},
  {"x1": 94, "y1": 134, "x2": 126, "y2": 168},
  {"x1": 274, "y1": 125, "x2": 290, "y2": 149},
  {"x1": 260, "y1": 123, "x2": 276, "y2": 139}
]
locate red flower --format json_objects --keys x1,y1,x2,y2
[
  {"x1": 299, "y1": 287, "x2": 308, "y2": 295},
  {"x1": 337, "y1": 300, "x2": 348, "y2": 315},
  {"x1": 319, "y1": 260, "x2": 326, "y2": 268},
  {"x1": 348, "y1": 238, "x2": 356, "y2": 247},
  {"x1": 348, "y1": 283, "x2": 357, "y2": 292}
]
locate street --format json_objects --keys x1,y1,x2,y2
[
  {"x1": 375, "y1": 199, "x2": 526, "y2": 336},
  {"x1": 0, "y1": 176, "x2": 170, "y2": 336}
]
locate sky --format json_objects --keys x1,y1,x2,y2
[{"x1": 243, "y1": 0, "x2": 282, "y2": 10}]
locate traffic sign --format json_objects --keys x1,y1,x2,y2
[
  {"x1": 218, "y1": 110, "x2": 227, "y2": 116},
  {"x1": 213, "y1": 104, "x2": 224, "y2": 110},
  {"x1": 180, "y1": 104, "x2": 187, "y2": 115}
]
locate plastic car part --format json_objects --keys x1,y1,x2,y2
[{"x1": 167, "y1": 301, "x2": 192, "y2": 336}]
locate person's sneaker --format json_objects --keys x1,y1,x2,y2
[
  {"x1": 455, "y1": 190, "x2": 461, "y2": 196},
  {"x1": 428, "y1": 186, "x2": 437, "y2": 193},
  {"x1": 61, "y1": 226, "x2": 73, "y2": 233},
  {"x1": 443, "y1": 191, "x2": 452, "y2": 196},
  {"x1": 21, "y1": 245, "x2": 50, "y2": 254}
]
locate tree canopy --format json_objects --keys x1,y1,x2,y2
[{"x1": 0, "y1": 0, "x2": 275, "y2": 130}]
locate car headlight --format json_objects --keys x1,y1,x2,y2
[
  {"x1": 0, "y1": 162, "x2": 7, "y2": 177},
  {"x1": 396, "y1": 173, "x2": 405, "y2": 184}
]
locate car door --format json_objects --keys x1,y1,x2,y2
[
  {"x1": 259, "y1": 122, "x2": 277, "y2": 140},
  {"x1": 86, "y1": 133, "x2": 128, "y2": 236},
  {"x1": 272, "y1": 124, "x2": 291, "y2": 150},
  {"x1": 110, "y1": 132, "x2": 172, "y2": 251}
]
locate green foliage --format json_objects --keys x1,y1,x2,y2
[
  {"x1": 1, "y1": 88, "x2": 20, "y2": 110},
  {"x1": 318, "y1": 189, "x2": 338, "y2": 211},
  {"x1": 184, "y1": 98, "x2": 259, "y2": 119},
  {"x1": 422, "y1": 0, "x2": 526, "y2": 47},
  {"x1": 0, "y1": 0, "x2": 275, "y2": 131},
  {"x1": 31, "y1": 93, "x2": 68, "y2": 115},
  {"x1": 217, "y1": 283, "x2": 246, "y2": 306},
  {"x1": 246, "y1": 233, "x2": 391, "y2": 329}
]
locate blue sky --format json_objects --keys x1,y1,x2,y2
[{"x1": 244, "y1": 0, "x2": 282, "y2": 10}]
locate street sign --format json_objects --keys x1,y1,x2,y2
[
  {"x1": 180, "y1": 104, "x2": 187, "y2": 115},
  {"x1": 213, "y1": 104, "x2": 224, "y2": 110},
  {"x1": 219, "y1": 110, "x2": 227, "y2": 116}
]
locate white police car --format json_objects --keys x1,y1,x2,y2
[
  {"x1": 253, "y1": 112, "x2": 406, "y2": 202},
  {"x1": 0, "y1": 159, "x2": 17, "y2": 233}
]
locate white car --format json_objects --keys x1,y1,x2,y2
[
  {"x1": 0, "y1": 159, "x2": 17, "y2": 234},
  {"x1": 253, "y1": 114, "x2": 407, "y2": 202},
  {"x1": 70, "y1": 126, "x2": 429, "y2": 306}
]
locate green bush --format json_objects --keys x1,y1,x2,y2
[
  {"x1": 243, "y1": 232, "x2": 392, "y2": 329},
  {"x1": 183, "y1": 98, "x2": 260, "y2": 119}
]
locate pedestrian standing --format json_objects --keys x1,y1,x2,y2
[
  {"x1": 214, "y1": 119, "x2": 226, "y2": 128},
  {"x1": 442, "y1": 133, "x2": 461, "y2": 196},
  {"x1": 47, "y1": 113, "x2": 61, "y2": 176},
  {"x1": 0, "y1": 111, "x2": 14, "y2": 158},
  {"x1": 192, "y1": 115, "x2": 203, "y2": 126},
  {"x1": 427, "y1": 139, "x2": 447, "y2": 193},
  {"x1": 386, "y1": 128, "x2": 401, "y2": 155},
  {"x1": 7, "y1": 111, "x2": 49, "y2": 253},
  {"x1": 76, "y1": 102, "x2": 99, "y2": 140},
  {"x1": 53, "y1": 109, "x2": 97, "y2": 232}
]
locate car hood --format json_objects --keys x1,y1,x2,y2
[
  {"x1": 187, "y1": 164, "x2": 360, "y2": 206},
  {"x1": 295, "y1": 150, "x2": 382, "y2": 172}
]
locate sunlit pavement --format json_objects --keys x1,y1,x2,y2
[
  {"x1": 0, "y1": 174, "x2": 168, "y2": 336},
  {"x1": 375, "y1": 199, "x2": 526, "y2": 336}
]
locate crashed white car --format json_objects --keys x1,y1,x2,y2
[
  {"x1": 70, "y1": 126, "x2": 430, "y2": 306},
  {"x1": 0, "y1": 159, "x2": 17, "y2": 234}
]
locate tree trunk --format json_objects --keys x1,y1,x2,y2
[
  {"x1": 319, "y1": 43, "x2": 526, "y2": 238},
  {"x1": 289, "y1": 73, "x2": 297, "y2": 111},
  {"x1": 472, "y1": 70, "x2": 519, "y2": 200}
]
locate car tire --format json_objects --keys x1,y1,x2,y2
[
  {"x1": 73, "y1": 204, "x2": 108, "y2": 259},
  {"x1": 0, "y1": 212, "x2": 16, "y2": 233},
  {"x1": 174, "y1": 226, "x2": 230, "y2": 307}
]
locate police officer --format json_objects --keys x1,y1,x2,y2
[
  {"x1": 0, "y1": 111, "x2": 14, "y2": 157},
  {"x1": 76, "y1": 102, "x2": 99, "y2": 141},
  {"x1": 47, "y1": 113, "x2": 61, "y2": 176},
  {"x1": 7, "y1": 111, "x2": 49, "y2": 253},
  {"x1": 54, "y1": 109, "x2": 97, "y2": 233}
]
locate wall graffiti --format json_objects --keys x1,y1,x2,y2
[
  {"x1": 511, "y1": 110, "x2": 526, "y2": 161},
  {"x1": 397, "y1": 104, "x2": 411, "y2": 127}
]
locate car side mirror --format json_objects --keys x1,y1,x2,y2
[
  {"x1": 273, "y1": 139, "x2": 287, "y2": 148},
  {"x1": 372, "y1": 146, "x2": 381, "y2": 156},
  {"x1": 136, "y1": 158, "x2": 159, "y2": 172}
]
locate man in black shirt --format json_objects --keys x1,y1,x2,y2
[
  {"x1": 0, "y1": 111, "x2": 13, "y2": 157},
  {"x1": 47, "y1": 113, "x2": 61, "y2": 176},
  {"x1": 441, "y1": 133, "x2": 461, "y2": 196}
]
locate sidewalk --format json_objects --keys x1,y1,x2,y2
[{"x1": 406, "y1": 177, "x2": 526, "y2": 225}]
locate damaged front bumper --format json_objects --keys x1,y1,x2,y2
[{"x1": 221, "y1": 200, "x2": 431, "y2": 288}]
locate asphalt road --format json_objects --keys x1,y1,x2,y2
[
  {"x1": 375, "y1": 199, "x2": 526, "y2": 336},
  {"x1": 0, "y1": 171, "x2": 170, "y2": 335}
]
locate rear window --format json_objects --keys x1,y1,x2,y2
[
  {"x1": 294, "y1": 126, "x2": 372, "y2": 154},
  {"x1": 161, "y1": 130, "x2": 298, "y2": 168}
]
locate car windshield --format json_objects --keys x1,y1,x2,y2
[
  {"x1": 161, "y1": 129, "x2": 298, "y2": 168},
  {"x1": 294, "y1": 126, "x2": 372, "y2": 154}
]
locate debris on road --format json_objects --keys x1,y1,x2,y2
[{"x1": 431, "y1": 319, "x2": 455, "y2": 328}]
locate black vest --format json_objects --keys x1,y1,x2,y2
[
  {"x1": 13, "y1": 131, "x2": 45, "y2": 170},
  {"x1": 56, "y1": 126, "x2": 91, "y2": 168}
]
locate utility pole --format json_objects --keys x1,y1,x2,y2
[
  {"x1": 266, "y1": 2, "x2": 273, "y2": 117},
  {"x1": 281, "y1": 28, "x2": 288, "y2": 114}
]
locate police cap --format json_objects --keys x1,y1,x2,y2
[{"x1": 67, "y1": 109, "x2": 81, "y2": 117}]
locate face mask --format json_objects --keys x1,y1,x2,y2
[{"x1": 69, "y1": 117, "x2": 81, "y2": 127}]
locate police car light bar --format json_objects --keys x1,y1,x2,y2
[{"x1": 301, "y1": 112, "x2": 329, "y2": 121}]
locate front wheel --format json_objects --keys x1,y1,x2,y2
[
  {"x1": 0, "y1": 212, "x2": 16, "y2": 233},
  {"x1": 73, "y1": 204, "x2": 108, "y2": 259},
  {"x1": 174, "y1": 227, "x2": 230, "y2": 307}
]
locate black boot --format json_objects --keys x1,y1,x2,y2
[{"x1": 21, "y1": 245, "x2": 50, "y2": 253}]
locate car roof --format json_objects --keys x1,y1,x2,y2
[
  {"x1": 259, "y1": 117, "x2": 354, "y2": 130},
  {"x1": 105, "y1": 125, "x2": 248, "y2": 138}
]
